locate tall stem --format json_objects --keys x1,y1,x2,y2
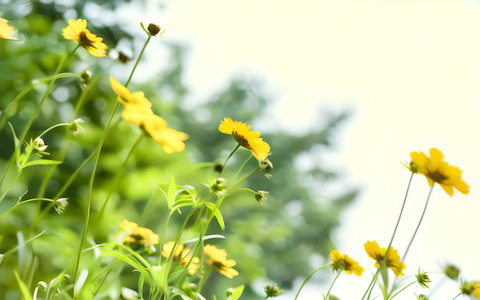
[
  {"x1": 402, "y1": 185, "x2": 434, "y2": 261},
  {"x1": 72, "y1": 36, "x2": 152, "y2": 295}
]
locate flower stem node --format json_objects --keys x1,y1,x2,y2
[{"x1": 264, "y1": 283, "x2": 285, "y2": 298}]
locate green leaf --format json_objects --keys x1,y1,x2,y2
[
  {"x1": 21, "y1": 159, "x2": 62, "y2": 169},
  {"x1": 14, "y1": 271, "x2": 33, "y2": 300},
  {"x1": 205, "y1": 202, "x2": 225, "y2": 230},
  {"x1": 228, "y1": 285, "x2": 245, "y2": 300}
]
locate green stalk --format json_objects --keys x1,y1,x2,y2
[
  {"x1": 324, "y1": 270, "x2": 342, "y2": 299},
  {"x1": 72, "y1": 36, "x2": 152, "y2": 294},
  {"x1": 294, "y1": 264, "x2": 330, "y2": 300},
  {"x1": 402, "y1": 185, "x2": 434, "y2": 261}
]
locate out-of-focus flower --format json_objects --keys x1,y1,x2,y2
[
  {"x1": 0, "y1": 17, "x2": 15, "y2": 40},
  {"x1": 62, "y1": 19, "x2": 107, "y2": 57},
  {"x1": 410, "y1": 148, "x2": 469, "y2": 196},
  {"x1": 444, "y1": 264, "x2": 460, "y2": 280},
  {"x1": 161, "y1": 241, "x2": 193, "y2": 266},
  {"x1": 364, "y1": 240, "x2": 406, "y2": 277},
  {"x1": 120, "y1": 219, "x2": 159, "y2": 252},
  {"x1": 329, "y1": 249, "x2": 364, "y2": 276},
  {"x1": 474, "y1": 282, "x2": 480, "y2": 299},
  {"x1": 203, "y1": 244, "x2": 239, "y2": 278},
  {"x1": 218, "y1": 118, "x2": 270, "y2": 161},
  {"x1": 264, "y1": 283, "x2": 285, "y2": 298},
  {"x1": 110, "y1": 77, "x2": 188, "y2": 153}
]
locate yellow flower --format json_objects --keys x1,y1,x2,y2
[
  {"x1": 410, "y1": 148, "x2": 469, "y2": 196},
  {"x1": 474, "y1": 282, "x2": 480, "y2": 299},
  {"x1": 364, "y1": 240, "x2": 406, "y2": 277},
  {"x1": 218, "y1": 117, "x2": 270, "y2": 161},
  {"x1": 110, "y1": 77, "x2": 189, "y2": 153},
  {"x1": 161, "y1": 241, "x2": 193, "y2": 266},
  {"x1": 120, "y1": 219, "x2": 159, "y2": 248},
  {"x1": 203, "y1": 244, "x2": 239, "y2": 278},
  {"x1": 329, "y1": 249, "x2": 364, "y2": 276},
  {"x1": 62, "y1": 19, "x2": 107, "y2": 57},
  {"x1": 0, "y1": 17, "x2": 14, "y2": 40}
]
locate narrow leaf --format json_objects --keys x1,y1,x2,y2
[{"x1": 205, "y1": 202, "x2": 225, "y2": 230}]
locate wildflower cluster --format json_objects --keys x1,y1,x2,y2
[{"x1": 0, "y1": 15, "x2": 273, "y2": 300}]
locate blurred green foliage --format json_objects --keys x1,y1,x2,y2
[{"x1": 0, "y1": 1, "x2": 357, "y2": 299}]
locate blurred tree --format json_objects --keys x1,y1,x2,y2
[{"x1": 0, "y1": 1, "x2": 357, "y2": 299}]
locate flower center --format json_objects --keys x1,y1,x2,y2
[
  {"x1": 78, "y1": 31, "x2": 93, "y2": 47},
  {"x1": 232, "y1": 132, "x2": 250, "y2": 149},
  {"x1": 428, "y1": 171, "x2": 448, "y2": 183}
]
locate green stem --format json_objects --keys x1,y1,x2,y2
[
  {"x1": 0, "y1": 197, "x2": 56, "y2": 221},
  {"x1": 451, "y1": 292, "x2": 462, "y2": 300},
  {"x1": 294, "y1": 264, "x2": 330, "y2": 300},
  {"x1": 361, "y1": 269, "x2": 380, "y2": 300},
  {"x1": 72, "y1": 36, "x2": 152, "y2": 294},
  {"x1": 93, "y1": 133, "x2": 144, "y2": 235},
  {"x1": 325, "y1": 270, "x2": 342, "y2": 298},
  {"x1": 221, "y1": 144, "x2": 240, "y2": 173},
  {"x1": 389, "y1": 281, "x2": 416, "y2": 299},
  {"x1": 402, "y1": 185, "x2": 434, "y2": 261}
]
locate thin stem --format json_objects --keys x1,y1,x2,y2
[
  {"x1": 0, "y1": 198, "x2": 56, "y2": 221},
  {"x1": 72, "y1": 36, "x2": 152, "y2": 293},
  {"x1": 222, "y1": 144, "x2": 240, "y2": 172},
  {"x1": 402, "y1": 185, "x2": 434, "y2": 261},
  {"x1": 361, "y1": 269, "x2": 380, "y2": 300},
  {"x1": 451, "y1": 292, "x2": 462, "y2": 300},
  {"x1": 294, "y1": 264, "x2": 330, "y2": 300},
  {"x1": 389, "y1": 281, "x2": 416, "y2": 299},
  {"x1": 387, "y1": 172, "x2": 414, "y2": 250},
  {"x1": 325, "y1": 270, "x2": 342, "y2": 298}
]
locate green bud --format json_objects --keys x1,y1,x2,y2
[
  {"x1": 147, "y1": 23, "x2": 161, "y2": 36},
  {"x1": 444, "y1": 264, "x2": 460, "y2": 280}
]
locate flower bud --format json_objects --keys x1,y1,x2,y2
[
  {"x1": 415, "y1": 268, "x2": 431, "y2": 289},
  {"x1": 118, "y1": 51, "x2": 130, "y2": 64},
  {"x1": 80, "y1": 69, "x2": 91, "y2": 85},
  {"x1": 69, "y1": 118, "x2": 86, "y2": 136},
  {"x1": 214, "y1": 162, "x2": 224, "y2": 173},
  {"x1": 33, "y1": 137, "x2": 48, "y2": 152},
  {"x1": 255, "y1": 190, "x2": 269, "y2": 203},
  {"x1": 444, "y1": 264, "x2": 460, "y2": 280},
  {"x1": 55, "y1": 198, "x2": 69, "y2": 214},
  {"x1": 211, "y1": 177, "x2": 226, "y2": 193},
  {"x1": 147, "y1": 23, "x2": 161, "y2": 36},
  {"x1": 264, "y1": 283, "x2": 284, "y2": 298}
]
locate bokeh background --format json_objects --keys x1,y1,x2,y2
[{"x1": 1, "y1": 0, "x2": 480, "y2": 299}]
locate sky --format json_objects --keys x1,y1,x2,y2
[{"x1": 116, "y1": 0, "x2": 480, "y2": 298}]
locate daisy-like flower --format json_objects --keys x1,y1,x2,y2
[
  {"x1": 474, "y1": 282, "x2": 480, "y2": 299},
  {"x1": 330, "y1": 249, "x2": 364, "y2": 276},
  {"x1": 62, "y1": 19, "x2": 107, "y2": 57},
  {"x1": 218, "y1": 117, "x2": 270, "y2": 161},
  {"x1": 410, "y1": 148, "x2": 469, "y2": 196},
  {"x1": 120, "y1": 219, "x2": 159, "y2": 252},
  {"x1": 364, "y1": 240, "x2": 406, "y2": 277},
  {"x1": 203, "y1": 244, "x2": 239, "y2": 279},
  {"x1": 0, "y1": 17, "x2": 14, "y2": 40},
  {"x1": 110, "y1": 77, "x2": 189, "y2": 153},
  {"x1": 161, "y1": 241, "x2": 193, "y2": 266}
]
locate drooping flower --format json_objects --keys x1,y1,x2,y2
[
  {"x1": 364, "y1": 240, "x2": 406, "y2": 277},
  {"x1": 0, "y1": 17, "x2": 14, "y2": 40},
  {"x1": 410, "y1": 148, "x2": 469, "y2": 196},
  {"x1": 330, "y1": 249, "x2": 364, "y2": 276},
  {"x1": 62, "y1": 19, "x2": 107, "y2": 57},
  {"x1": 161, "y1": 241, "x2": 193, "y2": 266},
  {"x1": 218, "y1": 118, "x2": 270, "y2": 161},
  {"x1": 459, "y1": 280, "x2": 480, "y2": 298},
  {"x1": 110, "y1": 77, "x2": 189, "y2": 153},
  {"x1": 203, "y1": 244, "x2": 239, "y2": 278}
]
